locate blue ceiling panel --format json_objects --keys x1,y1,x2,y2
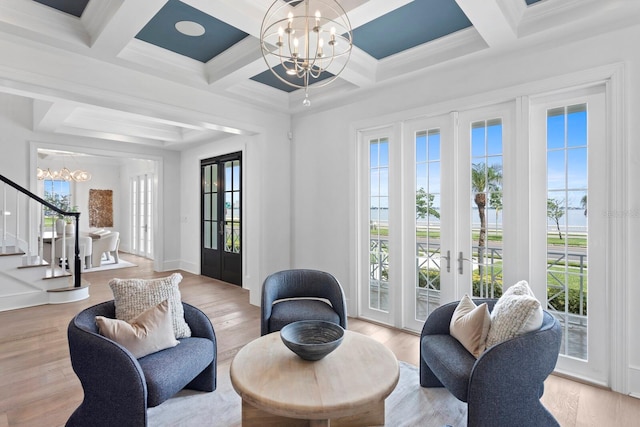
[
  {"x1": 33, "y1": 0, "x2": 89, "y2": 17},
  {"x1": 136, "y1": 0, "x2": 248, "y2": 63},
  {"x1": 352, "y1": 0, "x2": 472, "y2": 60},
  {"x1": 251, "y1": 65, "x2": 335, "y2": 93},
  {"x1": 526, "y1": 0, "x2": 545, "y2": 5}
]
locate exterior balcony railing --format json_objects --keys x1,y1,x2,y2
[{"x1": 370, "y1": 239, "x2": 588, "y2": 359}]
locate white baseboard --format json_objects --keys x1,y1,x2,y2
[
  {"x1": 178, "y1": 260, "x2": 199, "y2": 275},
  {"x1": 627, "y1": 366, "x2": 640, "y2": 398}
]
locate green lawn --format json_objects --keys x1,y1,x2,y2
[{"x1": 381, "y1": 226, "x2": 588, "y2": 248}]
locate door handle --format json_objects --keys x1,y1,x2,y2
[
  {"x1": 458, "y1": 251, "x2": 473, "y2": 275},
  {"x1": 219, "y1": 221, "x2": 224, "y2": 236},
  {"x1": 442, "y1": 250, "x2": 451, "y2": 273}
]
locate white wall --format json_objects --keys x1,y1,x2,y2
[
  {"x1": 180, "y1": 117, "x2": 292, "y2": 306},
  {"x1": 0, "y1": 95, "x2": 34, "y2": 185},
  {"x1": 290, "y1": 24, "x2": 640, "y2": 395}
]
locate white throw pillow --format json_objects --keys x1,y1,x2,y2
[
  {"x1": 96, "y1": 299, "x2": 179, "y2": 358},
  {"x1": 450, "y1": 294, "x2": 492, "y2": 358},
  {"x1": 109, "y1": 273, "x2": 191, "y2": 338},
  {"x1": 486, "y1": 280, "x2": 544, "y2": 348}
]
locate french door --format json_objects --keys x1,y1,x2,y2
[
  {"x1": 201, "y1": 153, "x2": 242, "y2": 286},
  {"x1": 359, "y1": 89, "x2": 608, "y2": 384},
  {"x1": 130, "y1": 173, "x2": 153, "y2": 259},
  {"x1": 359, "y1": 104, "x2": 513, "y2": 330},
  {"x1": 530, "y1": 86, "x2": 607, "y2": 385}
]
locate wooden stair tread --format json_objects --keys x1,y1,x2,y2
[
  {"x1": 47, "y1": 277, "x2": 90, "y2": 292},
  {"x1": 47, "y1": 284, "x2": 90, "y2": 293},
  {"x1": 18, "y1": 262, "x2": 50, "y2": 269},
  {"x1": 43, "y1": 269, "x2": 72, "y2": 279},
  {"x1": 0, "y1": 247, "x2": 25, "y2": 257}
]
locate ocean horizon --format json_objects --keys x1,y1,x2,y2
[{"x1": 370, "y1": 207, "x2": 588, "y2": 233}]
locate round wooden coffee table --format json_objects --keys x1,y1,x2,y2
[{"x1": 230, "y1": 329, "x2": 399, "y2": 427}]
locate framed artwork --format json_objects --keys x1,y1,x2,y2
[{"x1": 89, "y1": 189, "x2": 113, "y2": 228}]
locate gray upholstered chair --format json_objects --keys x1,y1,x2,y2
[
  {"x1": 261, "y1": 269, "x2": 348, "y2": 336},
  {"x1": 66, "y1": 300, "x2": 217, "y2": 427},
  {"x1": 420, "y1": 298, "x2": 562, "y2": 427}
]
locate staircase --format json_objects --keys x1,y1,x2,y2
[{"x1": 0, "y1": 174, "x2": 89, "y2": 311}]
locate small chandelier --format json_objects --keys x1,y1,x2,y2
[
  {"x1": 260, "y1": 0, "x2": 353, "y2": 106},
  {"x1": 37, "y1": 167, "x2": 91, "y2": 182}
]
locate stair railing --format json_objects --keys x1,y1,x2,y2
[{"x1": 0, "y1": 174, "x2": 82, "y2": 288}]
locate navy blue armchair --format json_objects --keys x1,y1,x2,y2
[
  {"x1": 66, "y1": 300, "x2": 216, "y2": 427},
  {"x1": 420, "y1": 298, "x2": 561, "y2": 427},
  {"x1": 261, "y1": 269, "x2": 347, "y2": 335}
]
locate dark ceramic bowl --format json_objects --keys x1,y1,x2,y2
[{"x1": 280, "y1": 320, "x2": 345, "y2": 361}]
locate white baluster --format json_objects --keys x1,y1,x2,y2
[
  {"x1": 2, "y1": 182, "x2": 6, "y2": 254},
  {"x1": 50, "y1": 233, "x2": 55, "y2": 278},
  {"x1": 39, "y1": 204, "x2": 44, "y2": 265},
  {"x1": 15, "y1": 191, "x2": 19, "y2": 253},
  {"x1": 61, "y1": 231, "x2": 66, "y2": 274}
]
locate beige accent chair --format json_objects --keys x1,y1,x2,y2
[
  {"x1": 91, "y1": 231, "x2": 120, "y2": 268},
  {"x1": 55, "y1": 236, "x2": 92, "y2": 272}
]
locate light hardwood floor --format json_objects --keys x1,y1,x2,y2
[{"x1": 1, "y1": 254, "x2": 639, "y2": 426}]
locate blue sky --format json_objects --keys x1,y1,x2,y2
[{"x1": 371, "y1": 104, "x2": 588, "y2": 217}]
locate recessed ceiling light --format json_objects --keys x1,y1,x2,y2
[{"x1": 175, "y1": 21, "x2": 205, "y2": 37}]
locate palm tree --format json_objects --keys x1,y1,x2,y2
[
  {"x1": 471, "y1": 163, "x2": 502, "y2": 255},
  {"x1": 580, "y1": 194, "x2": 587, "y2": 217},
  {"x1": 489, "y1": 190, "x2": 503, "y2": 236}
]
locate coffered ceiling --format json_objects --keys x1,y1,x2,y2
[{"x1": 0, "y1": 0, "x2": 636, "y2": 149}]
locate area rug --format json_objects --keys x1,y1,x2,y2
[
  {"x1": 84, "y1": 258, "x2": 137, "y2": 273},
  {"x1": 148, "y1": 361, "x2": 467, "y2": 427}
]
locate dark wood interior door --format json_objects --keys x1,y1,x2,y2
[{"x1": 201, "y1": 153, "x2": 242, "y2": 286}]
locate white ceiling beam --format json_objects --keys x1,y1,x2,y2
[
  {"x1": 376, "y1": 27, "x2": 487, "y2": 83},
  {"x1": 495, "y1": 0, "x2": 526, "y2": 34},
  {"x1": 65, "y1": 110, "x2": 185, "y2": 142},
  {"x1": 53, "y1": 125, "x2": 168, "y2": 148},
  {"x1": 327, "y1": 46, "x2": 377, "y2": 89},
  {"x1": 455, "y1": 0, "x2": 517, "y2": 47},
  {"x1": 33, "y1": 100, "x2": 77, "y2": 133},
  {"x1": 118, "y1": 39, "x2": 208, "y2": 85},
  {"x1": 87, "y1": 0, "x2": 167, "y2": 57},
  {"x1": 206, "y1": 36, "x2": 265, "y2": 87},
  {"x1": 0, "y1": 0, "x2": 89, "y2": 46}
]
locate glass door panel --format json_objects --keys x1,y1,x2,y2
[
  {"x1": 532, "y1": 87, "x2": 607, "y2": 385},
  {"x1": 130, "y1": 173, "x2": 153, "y2": 259},
  {"x1": 201, "y1": 153, "x2": 242, "y2": 286},
  {"x1": 404, "y1": 114, "x2": 454, "y2": 331},
  {"x1": 414, "y1": 129, "x2": 441, "y2": 323},
  {"x1": 470, "y1": 119, "x2": 504, "y2": 299},
  {"x1": 458, "y1": 103, "x2": 513, "y2": 301},
  {"x1": 369, "y1": 137, "x2": 390, "y2": 313}
]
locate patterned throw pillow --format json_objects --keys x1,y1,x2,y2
[
  {"x1": 450, "y1": 294, "x2": 492, "y2": 358},
  {"x1": 486, "y1": 280, "x2": 543, "y2": 348},
  {"x1": 109, "y1": 273, "x2": 191, "y2": 338}
]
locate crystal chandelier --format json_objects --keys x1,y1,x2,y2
[
  {"x1": 260, "y1": 0, "x2": 353, "y2": 106},
  {"x1": 37, "y1": 167, "x2": 91, "y2": 182}
]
